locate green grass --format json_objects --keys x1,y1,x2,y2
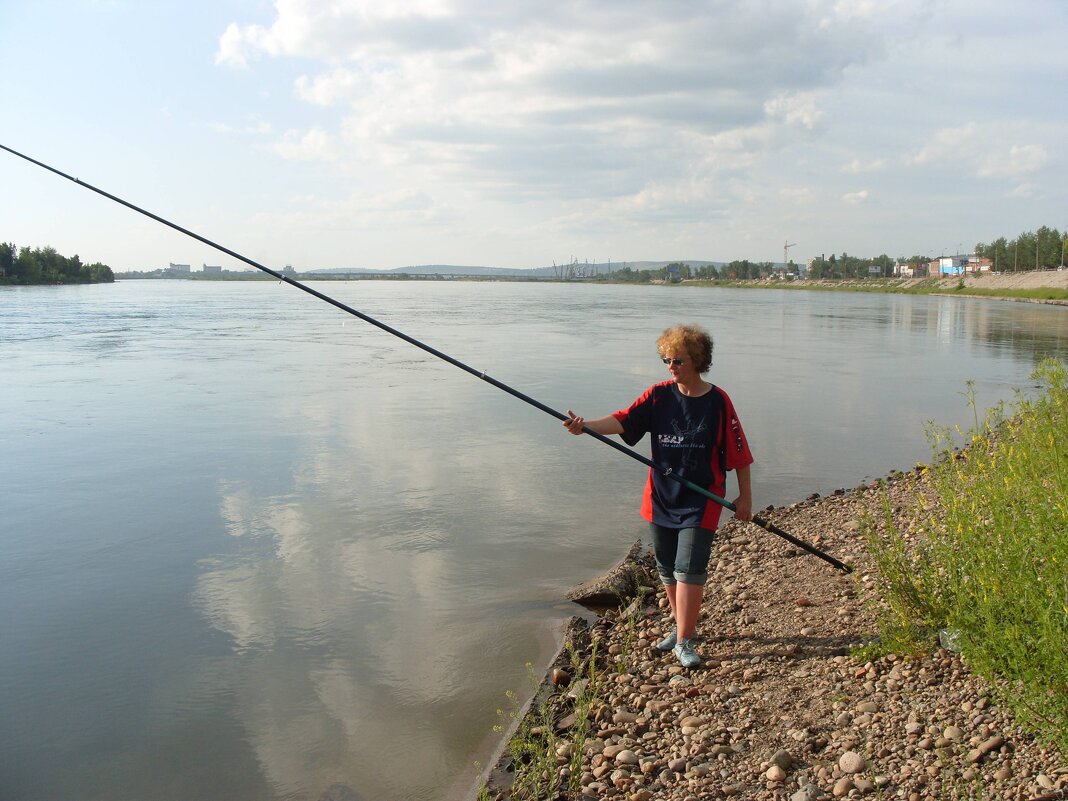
[
  {"x1": 865, "y1": 359, "x2": 1068, "y2": 752},
  {"x1": 942, "y1": 286, "x2": 1068, "y2": 300},
  {"x1": 476, "y1": 589, "x2": 654, "y2": 800},
  {"x1": 476, "y1": 637, "x2": 610, "y2": 800}
]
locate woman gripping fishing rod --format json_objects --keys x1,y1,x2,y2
[{"x1": 563, "y1": 324, "x2": 753, "y2": 669}]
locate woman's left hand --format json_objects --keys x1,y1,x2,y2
[{"x1": 732, "y1": 494, "x2": 753, "y2": 522}]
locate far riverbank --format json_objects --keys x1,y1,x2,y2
[{"x1": 694, "y1": 270, "x2": 1068, "y2": 305}]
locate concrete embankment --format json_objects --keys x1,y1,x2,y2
[{"x1": 706, "y1": 270, "x2": 1068, "y2": 305}]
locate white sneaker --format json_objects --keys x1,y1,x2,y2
[
  {"x1": 674, "y1": 638, "x2": 701, "y2": 668},
  {"x1": 655, "y1": 631, "x2": 677, "y2": 651}
]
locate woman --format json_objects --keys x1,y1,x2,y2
[{"x1": 563, "y1": 324, "x2": 753, "y2": 668}]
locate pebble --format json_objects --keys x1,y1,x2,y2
[
  {"x1": 839, "y1": 750, "x2": 866, "y2": 774},
  {"x1": 832, "y1": 776, "x2": 855, "y2": 797},
  {"x1": 770, "y1": 749, "x2": 793, "y2": 770}
]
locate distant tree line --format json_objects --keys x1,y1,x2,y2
[
  {"x1": 806, "y1": 253, "x2": 900, "y2": 280},
  {"x1": 975, "y1": 226, "x2": 1065, "y2": 272},
  {"x1": 808, "y1": 226, "x2": 1066, "y2": 279},
  {"x1": 607, "y1": 262, "x2": 726, "y2": 283},
  {"x1": 1, "y1": 242, "x2": 114, "y2": 285},
  {"x1": 599, "y1": 225, "x2": 1067, "y2": 283}
]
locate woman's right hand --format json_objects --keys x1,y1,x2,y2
[{"x1": 563, "y1": 410, "x2": 585, "y2": 435}]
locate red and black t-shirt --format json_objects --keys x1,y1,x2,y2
[{"x1": 611, "y1": 381, "x2": 753, "y2": 531}]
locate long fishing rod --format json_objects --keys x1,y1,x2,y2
[{"x1": 2, "y1": 143, "x2": 852, "y2": 574}]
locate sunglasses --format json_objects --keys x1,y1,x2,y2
[{"x1": 660, "y1": 357, "x2": 686, "y2": 366}]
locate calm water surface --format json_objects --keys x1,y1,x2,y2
[{"x1": 2, "y1": 280, "x2": 1065, "y2": 801}]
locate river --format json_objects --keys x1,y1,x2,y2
[{"x1": 1, "y1": 279, "x2": 1065, "y2": 801}]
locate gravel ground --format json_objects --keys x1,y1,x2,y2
[{"x1": 485, "y1": 471, "x2": 1067, "y2": 801}]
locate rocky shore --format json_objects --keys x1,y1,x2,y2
[{"x1": 483, "y1": 471, "x2": 1067, "y2": 801}]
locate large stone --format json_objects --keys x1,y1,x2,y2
[
  {"x1": 766, "y1": 765, "x2": 787, "y2": 782},
  {"x1": 792, "y1": 785, "x2": 820, "y2": 801},
  {"x1": 839, "y1": 750, "x2": 866, "y2": 774},
  {"x1": 566, "y1": 542, "x2": 645, "y2": 607},
  {"x1": 833, "y1": 777, "x2": 855, "y2": 797},
  {"x1": 770, "y1": 749, "x2": 794, "y2": 770}
]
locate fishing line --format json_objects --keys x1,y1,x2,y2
[{"x1": 1, "y1": 143, "x2": 852, "y2": 573}]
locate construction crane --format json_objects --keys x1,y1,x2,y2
[{"x1": 784, "y1": 240, "x2": 797, "y2": 273}]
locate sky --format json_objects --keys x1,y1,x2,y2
[{"x1": 1, "y1": 0, "x2": 1065, "y2": 272}]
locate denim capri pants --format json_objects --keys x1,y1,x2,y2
[{"x1": 649, "y1": 524, "x2": 716, "y2": 585}]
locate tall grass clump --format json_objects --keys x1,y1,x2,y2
[
  {"x1": 479, "y1": 638, "x2": 607, "y2": 800},
  {"x1": 867, "y1": 358, "x2": 1068, "y2": 752}
]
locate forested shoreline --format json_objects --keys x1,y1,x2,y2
[
  {"x1": 4, "y1": 222, "x2": 1062, "y2": 286},
  {"x1": 0, "y1": 243, "x2": 114, "y2": 285}
]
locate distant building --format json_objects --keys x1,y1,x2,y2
[
  {"x1": 934, "y1": 255, "x2": 970, "y2": 276},
  {"x1": 202, "y1": 264, "x2": 222, "y2": 276},
  {"x1": 168, "y1": 263, "x2": 191, "y2": 274},
  {"x1": 932, "y1": 254, "x2": 991, "y2": 276},
  {"x1": 894, "y1": 260, "x2": 916, "y2": 277}
]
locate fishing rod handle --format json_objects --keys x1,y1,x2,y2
[{"x1": 752, "y1": 514, "x2": 853, "y2": 573}]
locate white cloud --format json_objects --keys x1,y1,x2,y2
[
  {"x1": 843, "y1": 189, "x2": 870, "y2": 205},
  {"x1": 905, "y1": 123, "x2": 978, "y2": 166},
  {"x1": 780, "y1": 186, "x2": 816, "y2": 205},
  {"x1": 843, "y1": 157, "x2": 887, "y2": 174},
  {"x1": 215, "y1": 21, "x2": 268, "y2": 67},
  {"x1": 295, "y1": 69, "x2": 362, "y2": 106},
  {"x1": 906, "y1": 125, "x2": 1053, "y2": 189},
  {"x1": 978, "y1": 144, "x2": 1049, "y2": 178},
  {"x1": 273, "y1": 127, "x2": 338, "y2": 161},
  {"x1": 211, "y1": 0, "x2": 887, "y2": 205},
  {"x1": 765, "y1": 92, "x2": 825, "y2": 131}
]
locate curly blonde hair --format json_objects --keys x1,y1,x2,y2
[{"x1": 657, "y1": 324, "x2": 713, "y2": 373}]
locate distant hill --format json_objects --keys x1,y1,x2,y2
[{"x1": 303, "y1": 260, "x2": 725, "y2": 277}]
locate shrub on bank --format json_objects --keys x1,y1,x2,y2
[{"x1": 867, "y1": 359, "x2": 1068, "y2": 752}]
